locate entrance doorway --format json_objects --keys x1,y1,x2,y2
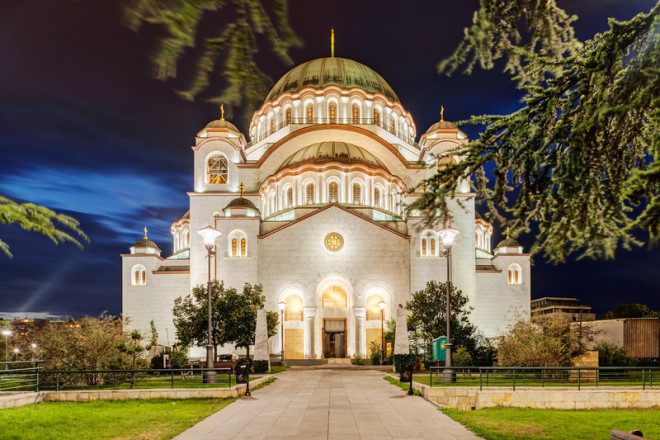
[{"x1": 323, "y1": 319, "x2": 346, "y2": 358}]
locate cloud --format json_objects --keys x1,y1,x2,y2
[{"x1": 0, "y1": 165, "x2": 189, "y2": 243}]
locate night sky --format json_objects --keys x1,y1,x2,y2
[{"x1": 0, "y1": 0, "x2": 657, "y2": 319}]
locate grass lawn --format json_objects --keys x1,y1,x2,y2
[
  {"x1": 383, "y1": 376, "x2": 421, "y2": 395},
  {"x1": 443, "y1": 407, "x2": 660, "y2": 440},
  {"x1": 0, "y1": 398, "x2": 234, "y2": 440}
]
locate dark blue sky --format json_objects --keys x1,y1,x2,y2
[{"x1": 0, "y1": 0, "x2": 657, "y2": 318}]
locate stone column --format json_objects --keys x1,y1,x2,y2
[
  {"x1": 394, "y1": 308, "x2": 410, "y2": 355},
  {"x1": 353, "y1": 308, "x2": 366, "y2": 358},
  {"x1": 254, "y1": 309, "x2": 270, "y2": 368},
  {"x1": 303, "y1": 308, "x2": 316, "y2": 359}
]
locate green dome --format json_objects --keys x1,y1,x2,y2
[
  {"x1": 265, "y1": 57, "x2": 400, "y2": 104},
  {"x1": 278, "y1": 141, "x2": 387, "y2": 172}
]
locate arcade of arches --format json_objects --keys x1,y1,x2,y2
[{"x1": 279, "y1": 283, "x2": 389, "y2": 359}]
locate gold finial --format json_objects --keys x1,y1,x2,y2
[
  {"x1": 220, "y1": 104, "x2": 225, "y2": 121},
  {"x1": 143, "y1": 226, "x2": 148, "y2": 239},
  {"x1": 505, "y1": 227, "x2": 510, "y2": 239},
  {"x1": 330, "y1": 28, "x2": 335, "y2": 58},
  {"x1": 239, "y1": 182, "x2": 245, "y2": 197},
  {"x1": 440, "y1": 105, "x2": 445, "y2": 122}
]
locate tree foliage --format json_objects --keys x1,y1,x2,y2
[
  {"x1": 418, "y1": 4, "x2": 659, "y2": 262},
  {"x1": 172, "y1": 281, "x2": 277, "y2": 355},
  {"x1": 595, "y1": 342, "x2": 636, "y2": 366},
  {"x1": 497, "y1": 315, "x2": 594, "y2": 366},
  {"x1": 603, "y1": 303, "x2": 659, "y2": 319},
  {"x1": 404, "y1": 281, "x2": 481, "y2": 360},
  {"x1": 439, "y1": 0, "x2": 581, "y2": 87},
  {"x1": 0, "y1": 195, "x2": 88, "y2": 258},
  {"x1": 123, "y1": 0, "x2": 301, "y2": 122}
]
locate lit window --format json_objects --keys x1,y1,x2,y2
[
  {"x1": 306, "y1": 104, "x2": 314, "y2": 123},
  {"x1": 352, "y1": 183, "x2": 362, "y2": 204},
  {"x1": 390, "y1": 116, "x2": 397, "y2": 134},
  {"x1": 207, "y1": 154, "x2": 228, "y2": 184},
  {"x1": 374, "y1": 109, "x2": 381, "y2": 126},
  {"x1": 286, "y1": 187, "x2": 293, "y2": 208},
  {"x1": 421, "y1": 231, "x2": 438, "y2": 257},
  {"x1": 285, "y1": 107, "x2": 292, "y2": 125},
  {"x1": 374, "y1": 188, "x2": 381, "y2": 208},
  {"x1": 229, "y1": 231, "x2": 247, "y2": 257},
  {"x1": 507, "y1": 264, "x2": 522, "y2": 285},
  {"x1": 352, "y1": 103, "x2": 360, "y2": 123},
  {"x1": 269, "y1": 117, "x2": 275, "y2": 134},
  {"x1": 366, "y1": 295, "x2": 385, "y2": 321},
  {"x1": 322, "y1": 286, "x2": 347, "y2": 307},
  {"x1": 131, "y1": 265, "x2": 147, "y2": 286},
  {"x1": 329, "y1": 182, "x2": 339, "y2": 203},
  {"x1": 329, "y1": 102, "x2": 337, "y2": 123},
  {"x1": 285, "y1": 295, "x2": 303, "y2": 321},
  {"x1": 305, "y1": 183, "x2": 315, "y2": 204}
]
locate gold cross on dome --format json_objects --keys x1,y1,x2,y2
[
  {"x1": 239, "y1": 182, "x2": 245, "y2": 197},
  {"x1": 143, "y1": 226, "x2": 148, "y2": 239},
  {"x1": 220, "y1": 104, "x2": 225, "y2": 120},
  {"x1": 440, "y1": 105, "x2": 445, "y2": 122}
]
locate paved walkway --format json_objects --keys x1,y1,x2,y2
[{"x1": 175, "y1": 370, "x2": 481, "y2": 440}]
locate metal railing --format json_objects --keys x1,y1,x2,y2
[
  {"x1": 0, "y1": 361, "x2": 42, "y2": 391},
  {"x1": 253, "y1": 118, "x2": 417, "y2": 146},
  {"x1": 428, "y1": 366, "x2": 658, "y2": 390}
]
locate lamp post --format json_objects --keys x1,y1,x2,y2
[
  {"x1": 12, "y1": 348, "x2": 19, "y2": 361},
  {"x1": 2, "y1": 330, "x2": 11, "y2": 369},
  {"x1": 197, "y1": 225, "x2": 222, "y2": 384},
  {"x1": 438, "y1": 226, "x2": 460, "y2": 383},
  {"x1": 278, "y1": 302, "x2": 285, "y2": 363},
  {"x1": 378, "y1": 301, "x2": 386, "y2": 364}
]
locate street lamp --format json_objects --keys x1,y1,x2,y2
[
  {"x1": 278, "y1": 301, "x2": 286, "y2": 363},
  {"x1": 197, "y1": 225, "x2": 222, "y2": 384},
  {"x1": 378, "y1": 301, "x2": 386, "y2": 364},
  {"x1": 438, "y1": 226, "x2": 460, "y2": 383},
  {"x1": 2, "y1": 330, "x2": 11, "y2": 368},
  {"x1": 12, "y1": 348, "x2": 19, "y2": 361}
]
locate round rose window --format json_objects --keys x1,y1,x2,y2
[{"x1": 324, "y1": 232, "x2": 344, "y2": 252}]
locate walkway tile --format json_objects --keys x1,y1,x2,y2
[{"x1": 174, "y1": 370, "x2": 482, "y2": 440}]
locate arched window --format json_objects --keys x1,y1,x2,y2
[
  {"x1": 322, "y1": 285, "x2": 347, "y2": 308},
  {"x1": 374, "y1": 109, "x2": 381, "y2": 126},
  {"x1": 269, "y1": 116, "x2": 275, "y2": 134},
  {"x1": 373, "y1": 187, "x2": 382, "y2": 208},
  {"x1": 305, "y1": 104, "x2": 314, "y2": 123},
  {"x1": 206, "y1": 153, "x2": 228, "y2": 184},
  {"x1": 305, "y1": 183, "x2": 315, "y2": 204},
  {"x1": 269, "y1": 192, "x2": 276, "y2": 214},
  {"x1": 285, "y1": 107, "x2": 292, "y2": 125},
  {"x1": 420, "y1": 231, "x2": 438, "y2": 257},
  {"x1": 131, "y1": 265, "x2": 147, "y2": 286},
  {"x1": 351, "y1": 103, "x2": 360, "y2": 123},
  {"x1": 366, "y1": 295, "x2": 385, "y2": 321},
  {"x1": 328, "y1": 102, "x2": 337, "y2": 123},
  {"x1": 285, "y1": 187, "x2": 294, "y2": 208},
  {"x1": 182, "y1": 229, "x2": 189, "y2": 248},
  {"x1": 507, "y1": 264, "x2": 522, "y2": 285},
  {"x1": 352, "y1": 182, "x2": 362, "y2": 204},
  {"x1": 328, "y1": 182, "x2": 339, "y2": 203},
  {"x1": 390, "y1": 115, "x2": 397, "y2": 135},
  {"x1": 229, "y1": 230, "x2": 248, "y2": 257},
  {"x1": 284, "y1": 295, "x2": 303, "y2": 321},
  {"x1": 174, "y1": 234, "x2": 180, "y2": 253}
]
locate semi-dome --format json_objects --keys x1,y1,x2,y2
[
  {"x1": 265, "y1": 57, "x2": 400, "y2": 104},
  {"x1": 278, "y1": 141, "x2": 387, "y2": 172}
]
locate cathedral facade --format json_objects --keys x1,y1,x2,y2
[{"x1": 121, "y1": 57, "x2": 530, "y2": 359}]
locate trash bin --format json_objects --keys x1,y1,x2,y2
[
  {"x1": 235, "y1": 365, "x2": 249, "y2": 384},
  {"x1": 399, "y1": 361, "x2": 413, "y2": 383}
]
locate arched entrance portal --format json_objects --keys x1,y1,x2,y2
[{"x1": 321, "y1": 286, "x2": 348, "y2": 358}]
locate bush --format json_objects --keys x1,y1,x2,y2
[
  {"x1": 351, "y1": 356, "x2": 367, "y2": 366},
  {"x1": 393, "y1": 354, "x2": 416, "y2": 372},
  {"x1": 369, "y1": 341, "x2": 382, "y2": 365},
  {"x1": 452, "y1": 347, "x2": 473, "y2": 367},
  {"x1": 170, "y1": 350, "x2": 189, "y2": 369},
  {"x1": 596, "y1": 343, "x2": 636, "y2": 366},
  {"x1": 252, "y1": 360, "x2": 269, "y2": 373}
]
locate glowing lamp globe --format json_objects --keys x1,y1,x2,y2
[
  {"x1": 1, "y1": 330, "x2": 11, "y2": 337},
  {"x1": 438, "y1": 227, "x2": 460, "y2": 250},
  {"x1": 378, "y1": 300, "x2": 386, "y2": 311},
  {"x1": 197, "y1": 226, "x2": 222, "y2": 248},
  {"x1": 278, "y1": 301, "x2": 286, "y2": 312}
]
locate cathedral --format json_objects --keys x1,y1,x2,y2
[{"x1": 121, "y1": 55, "x2": 531, "y2": 360}]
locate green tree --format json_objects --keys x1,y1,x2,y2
[
  {"x1": 123, "y1": 0, "x2": 301, "y2": 122},
  {"x1": 416, "y1": 2, "x2": 659, "y2": 262},
  {"x1": 603, "y1": 303, "x2": 660, "y2": 319},
  {"x1": 404, "y1": 281, "x2": 481, "y2": 361},
  {"x1": 595, "y1": 342, "x2": 636, "y2": 366},
  {"x1": 0, "y1": 195, "x2": 88, "y2": 258},
  {"x1": 452, "y1": 346, "x2": 474, "y2": 367}
]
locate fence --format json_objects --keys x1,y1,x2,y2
[
  {"x1": 428, "y1": 366, "x2": 658, "y2": 390},
  {"x1": 0, "y1": 361, "x2": 41, "y2": 391}
]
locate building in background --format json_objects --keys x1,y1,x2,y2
[
  {"x1": 121, "y1": 56, "x2": 532, "y2": 359},
  {"x1": 577, "y1": 318, "x2": 659, "y2": 359},
  {"x1": 531, "y1": 297, "x2": 595, "y2": 322}
]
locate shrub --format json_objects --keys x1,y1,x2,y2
[
  {"x1": 452, "y1": 347, "x2": 473, "y2": 367},
  {"x1": 369, "y1": 341, "x2": 382, "y2": 365},
  {"x1": 351, "y1": 356, "x2": 367, "y2": 366},
  {"x1": 252, "y1": 360, "x2": 270, "y2": 373},
  {"x1": 170, "y1": 350, "x2": 189, "y2": 369},
  {"x1": 393, "y1": 354, "x2": 415, "y2": 372},
  {"x1": 596, "y1": 342, "x2": 636, "y2": 366}
]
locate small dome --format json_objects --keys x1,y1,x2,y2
[
  {"x1": 265, "y1": 57, "x2": 400, "y2": 104},
  {"x1": 278, "y1": 141, "x2": 387, "y2": 172},
  {"x1": 197, "y1": 118, "x2": 240, "y2": 137},
  {"x1": 496, "y1": 237, "x2": 521, "y2": 248},
  {"x1": 224, "y1": 197, "x2": 258, "y2": 211},
  {"x1": 132, "y1": 237, "x2": 160, "y2": 250},
  {"x1": 425, "y1": 119, "x2": 458, "y2": 132}
]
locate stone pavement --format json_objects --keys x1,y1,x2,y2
[{"x1": 174, "y1": 369, "x2": 482, "y2": 440}]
